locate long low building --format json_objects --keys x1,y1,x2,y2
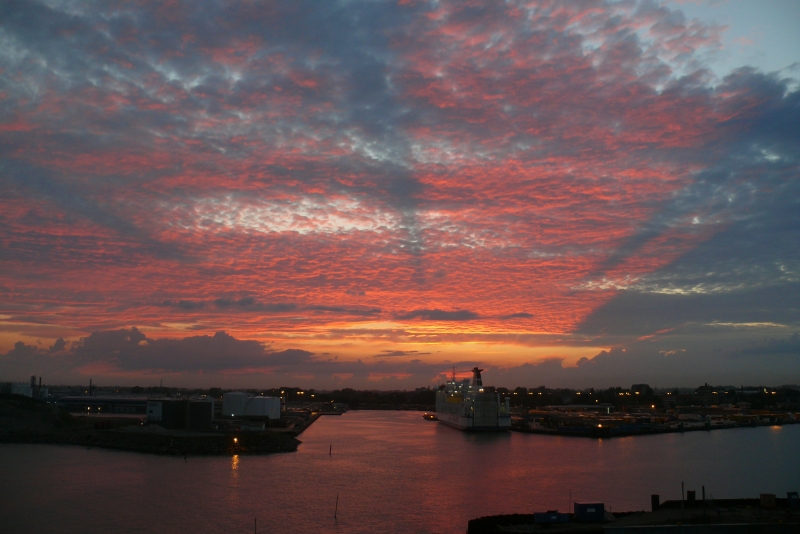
[
  {"x1": 57, "y1": 396, "x2": 215, "y2": 431},
  {"x1": 57, "y1": 396, "x2": 148, "y2": 415}
]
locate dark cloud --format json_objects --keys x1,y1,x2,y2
[
  {"x1": 733, "y1": 333, "x2": 800, "y2": 358},
  {"x1": 6, "y1": 341, "x2": 39, "y2": 359},
  {"x1": 306, "y1": 305, "x2": 381, "y2": 316},
  {"x1": 577, "y1": 284, "x2": 800, "y2": 338},
  {"x1": 396, "y1": 309, "x2": 479, "y2": 321},
  {"x1": 176, "y1": 300, "x2": 205, "y2": 310},
  {"x1": 492, "y1": 341, "x2": 800, "y2": 390},
  {"x1": 264, "y1": 349, "x2": 315, "y2": 366},
  {"x1": 68, "y1": 328, "x2": 268, "y2": 372},
  {"x1": 162, "y1": 298, "x2": 381, "y2": 316},
  {"x1": 374, "y1": 350, "x2": 431, "y2": 358},
  {"x1": 48, "y1": 338, "x2": 67, "y2": 353},
  {"x1": 160, "y1": 298, "x2": 297, "y2": 312},
  {"x1": 499, "y1": 312, "x2": 533, "y2": 320}
]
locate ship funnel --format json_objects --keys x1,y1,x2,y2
[{"x1": 471, "y1": 367, "x2": 484, "y2": 387}]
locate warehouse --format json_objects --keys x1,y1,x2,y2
[{"x1": 146, "y1": 398, "x2": 214, "y2": 430}]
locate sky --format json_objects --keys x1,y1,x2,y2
[{"x1": 1, "y1": 0, "x2": 798, "y2": 390}]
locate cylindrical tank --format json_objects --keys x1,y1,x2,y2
[
  {"x1": 223, "y1": 392, "x2": 248, "y2": 416},
  {"x1": 244, "y1": 396, "x2": 281, "y2": 419}
]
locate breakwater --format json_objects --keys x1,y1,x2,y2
[{"x1": 0, "y1": 428, "x2": 300, "y2": 456}]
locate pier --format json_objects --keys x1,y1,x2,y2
[{"x1": 512, "y1": 408, "x2": 798, "y2": 438}]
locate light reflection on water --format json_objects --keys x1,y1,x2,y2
[{"x1": 1, "y1": 411, "x2": 798, "y2": 534}]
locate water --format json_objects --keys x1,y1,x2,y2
[{"x1": 1, "y1": 411, "x2": 798, "y2": 534}]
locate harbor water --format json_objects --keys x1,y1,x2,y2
[{"x1": 1, "y1": 411, "x2": 798, "y2": 533}]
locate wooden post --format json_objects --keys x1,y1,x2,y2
[
  {"x1": 702, "y1": 485, "x2": 706, "y2": 517},
  {"x1": 681, "y1": 481, "x2": 685, "y2": 523},
  {"x1": 335, "y1": 494, "x2": 338, "y2": 519}
]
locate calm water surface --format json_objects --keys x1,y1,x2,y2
[{"x1": 1, "y1": 411, "x2": 799, "y2": 533}]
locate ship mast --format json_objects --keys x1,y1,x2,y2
[{"x1": 471, "y1": 367, "x2": 483, "y2": 392}]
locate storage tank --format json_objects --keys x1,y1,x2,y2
[
  {"x1": 244, "y1": 396, "x2": 281, "y2": 419},
  {"x1": 223, "y1": 392, "x2": 248, "y2": 416}
]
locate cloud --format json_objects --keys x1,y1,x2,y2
[
  {"x1": 396, "y1": 309, "x2": 479, "y2": 321},
  {"x1": 2, "y1": 325, "x2": 798, "y2": 389},
  {"x1": 0, "y1": 0, "x2": 798, "y2": 387},
  {"x1": 499, "y1": 312, "x2": 533, "y2": 320},
  {"x1": 306, "y1": 305, "x2": 382, "y2": 316},
  {"x1": 733, "y1": 333, "x2": 800, "y2": 357},
  {"x1": 374, "y1": 350, "x2": 431, "y2": 358},
  {"x1": 48, "y1": 338, "x2": 67, "y2": 353},
  {"x1": 60, "y1": 328, "x2": 270, "y2": 372},
  {"x1": 163, "y1": 300, "x2": 205, "y2": 310}
]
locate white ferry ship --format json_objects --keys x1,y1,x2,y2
[{"x1": 435, "y1": 367, "x2": 511, "y2": 431}]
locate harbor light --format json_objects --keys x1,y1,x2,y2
[{"x1": 233, "y1": 437, "x2": 238, "y2": 443}]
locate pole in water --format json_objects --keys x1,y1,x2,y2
[
  {"x1": 335, "y1": 494, "x2": 339, "y2": 519},
  {"x1": 569, "y1": 489, "x2": 572, "y2": 514},
  {"x1": 329, "y1": 444, "x2": 332, "y2": 456},
  {"x1": 702, "y1": 485, "x2": 706, "y2": 517},
  {"x1": 681, "y1": 481, "x2": 685, "y2": 523},
  {"x1": 254, "y1": 517, "x2": 257, "y2": 534}
]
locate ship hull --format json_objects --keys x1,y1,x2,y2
[
  {"x1": 436, "y1": 396, "x2": 511, "y2": 432},
  {"x1": 438, "y1": 418, "x2": 510, "y2": 432}
]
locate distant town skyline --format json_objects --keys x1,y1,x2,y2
[{"x1": 1, "y1": 0, "x2": 799, "y2": 389}]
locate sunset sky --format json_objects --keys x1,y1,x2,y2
[{"x1": 1, "y1": 0, "x2": 798, "y2": 390}]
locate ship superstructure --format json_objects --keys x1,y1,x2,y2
[{"x1": 435, "y1": 367, "x2": 511, "y2": 431}]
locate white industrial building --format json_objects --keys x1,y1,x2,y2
[
  {"x1": 222, "y1": 392, "x2": 281, "y2": 420},
  {"x1": 1, "y1": 379, "x2": 48, "y2": 399}
]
